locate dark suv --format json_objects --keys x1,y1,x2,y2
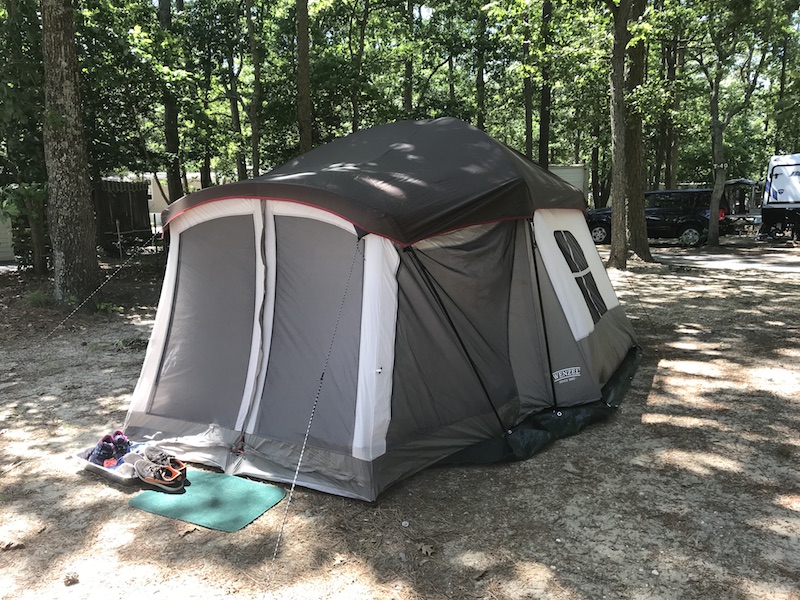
[{"x1": 587, "y1": 189, "x2": 731, "y2": 246}]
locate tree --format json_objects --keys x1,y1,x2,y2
[
  {"x1": 297, "y1": 0, "x2": 313, "y2": 152},
  {"x1": 604, "y1": 0, "x2": 633, "y2": 269},
  {"x1": 158, "y1": 0, "x2": 184, "y2": 200},
  {"x1": 537, "y1": 0, "x2": 553, "y2": 167},
  {"x1": 686, "y1": 0, "x2": 780, "y2": 245},
  {"x1": 41, "y1": 0, "x2": 98, "y2": 304},
  {"x1": 624, "y1": 0, "x2": 652, "y2": 261}
]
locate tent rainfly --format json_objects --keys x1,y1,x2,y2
[{"x1": 124, "y1": 118, "x2": 641, "y2": 501}]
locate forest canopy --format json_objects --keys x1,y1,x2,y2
[{"x1": 1, "y1": 0, "x2": 799, "y2": 203}]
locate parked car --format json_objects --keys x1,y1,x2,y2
[{"x1": 587, "y1": 189, "x2": 732, "y2": 246}]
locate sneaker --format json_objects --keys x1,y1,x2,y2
[
  {"x1": 143, "y1": 446, "x2": 187, "y2": 480},
  {"x1": 88, "y1": 435, "x2": 116, "y2": 467},
  {"x1": 111, "y1": 429, "x2": 131, "y2": 458},
  {"x1": 133, "y1": 459, "x2": 184, "y2": 492}
]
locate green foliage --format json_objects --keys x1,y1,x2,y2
[
  {"x1": 1, "y1": 0, "x2": 798, "y2": 204},
  {"x1": 25, "y1": 289, "x2": 52, "y2": 307},
  {"x1": 97, "y1": 302, "x2": 125, "y2": 314}
]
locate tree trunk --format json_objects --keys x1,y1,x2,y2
[
  {"x1": 226, "y1": 50, "x2": 248, "y2": 180},
  {"x1": 41, "y1": 0, "x2": 98, "y2": 305},
  {"x1": 665, "y1": 43, "x2": 683, "y2": 189},
  {"x1": 200, "y1": 47, "x2": 213, "y2": 188},
  {"x1": 624, "y1": 0, "x2": 652, "y2": 262},
  {"x1": 350, "y1": 0, "x2": 370, "y2": 133},
  {"x1": 296, "y1": 0, "x2": 313, "y2": 153},
  {"x1": 708, "y1": 87, "x2": 725, "y2": 246},
  {"x1": 448, "y1": 55, "x2": 456, "y2": 105},
  {"x1": 158, "y1": 0, "x2": 183, "y2": 202},
  {"x1": 605, "y1": 0, "x2": 630, "y2": 269},
  {"x1": 475, "y1": 11, "x2": 486, "y2": 131},
  {"x1": 591, "y1": 138, "x2": 602, "y2": 208},
  {"x1": 23, "y1": 190, "x2": 48, "y2": 275},
  {"x1": 403, "y1": 0, "x2": 413, "y2": 115},
  {"x1": 537, "y1": 0, "x2": 552, "y2": 168},
  {"x1": 246, "y1": 0, "x2": 263, "y2": 174},
  {"x1": 774, "y1": 33, "x2": 789, "y2": 154},
  {"x1": 522, "y1": 4, "x2": 533, "y2": 159}
]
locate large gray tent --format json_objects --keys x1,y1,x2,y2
[{"x1": 125, "y1": 118, "x2": 640, "y2": 501}]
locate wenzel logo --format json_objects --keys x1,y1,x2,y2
[{"x1": 552, "y1": 367, "x2": 581, "y2": 383}]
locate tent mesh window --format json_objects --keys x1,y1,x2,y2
[{"x1": 553, "y1": 230, "x2": 607, "y2": 323}]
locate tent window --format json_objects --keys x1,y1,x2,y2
[{"x1": 554, "y1": 230, "x2": 607, "y2": 323}]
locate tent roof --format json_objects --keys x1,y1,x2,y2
[{"x1": 163, "y1": 117, "x2": 586, "y2": 245}]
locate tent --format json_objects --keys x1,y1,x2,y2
[{"x1": 124, "y1": 117, "x2": 641, "y2": 501}]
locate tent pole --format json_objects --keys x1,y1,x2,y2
[
  {"x1": 529, "y1": 221, "x2": 559, "y2": 409},
  {"x1": 406, "y1": 247, "x2": 509, "y2": 435}
]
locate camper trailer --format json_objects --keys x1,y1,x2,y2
[{"x1": 761, "y1": 153, "x2": 800, "y2": 240}]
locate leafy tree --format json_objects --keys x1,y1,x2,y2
[{"x1": 684, "y1": 0, "x2": 781, "y2": 245}]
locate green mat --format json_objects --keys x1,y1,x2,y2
[{"x1": 129, "y1": 468, "x2": 285, "y2": 532}]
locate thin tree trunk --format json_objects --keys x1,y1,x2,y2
[
  {"x1": 708, "y1": 84, "x2": 725, "y2": 246},
  {"x1": 448, "y1": 55, "x2": 455, "y2": 105},
  {"x1": 537, "y1": 0, "x2": 552, "y2": 167},
  {"x1": 296, "y1": 0, "x2": 313, "y2": 153},
  {"x1": 591, "y1": 135, "x2": 602, "y2": 208},
  {"x1": 350, "y1": 0, "x2": 370, "y2": 133},
  {"x1": 41, "y1": 0, "x2": 98, "y2": 305},
  {"x1": 475, "y1": 11, "x2": 486, "y2": 131},
  {"x1": 158, "y1": 0, "x2": 183, "y2": 202},
  {"x1": 226, "y1": 50, "x2": 248, "y2": 180},
  {"x1": 665, "y1": 43, "x2": 682, "y2": 189},
  {"x1": 246, "y1": 0, "x2": 263, "y2": 174},
  {"x1": 522, "y1": 3, "x2": 533, "y2": 159},
  {"x1": 403, "y1": 0, "x2": 413, "y2": 115},
  {"x1": 774, "y1": 34, "x2": 789, "y2": 154},
  {"x1": 23, "y1": 191, "x2": 48, "y2": 275}
]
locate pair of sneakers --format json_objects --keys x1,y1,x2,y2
[
  {"x1": 126, "y1": 446, "x2": 188, "y2": 493},
  {"x1": 88, "y1": 430, "x2": 131, "y2": 467}
]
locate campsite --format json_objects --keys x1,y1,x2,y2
[{"x1": 1, "y1": 237, "x2": 798, "y2": 600}]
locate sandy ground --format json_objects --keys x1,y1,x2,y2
[{"x1": 1, "y1": 239, "x2": 799, "y2": 600}]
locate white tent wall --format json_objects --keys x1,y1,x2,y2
[
  {"x1": 125, "y1": 198, "x2": 402, "y2": 499},
  {"x1": 534, "y1": 208, "x2": 637, "y2": 395}
]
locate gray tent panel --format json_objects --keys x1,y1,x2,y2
[
  {"x1": 507, "y1": 220, "x2": 554, "y2": 411},
  {"x1": 580, "y1": 305, "x2": 638, "y2": 386},
  {"x1": 149, "y1": 215, "x2": 257, "y2": 427},
  {"x1": 255, "y1": 217, "x2": 364, "y2": 453},
  {"x1": 388, "y1": 222, "x2": 519, "y2": 451},
  {"x1": 162, "y1": 118, "x2": 586, "y2": 245}
]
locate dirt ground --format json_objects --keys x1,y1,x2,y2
[{"x1": 1, "y1": 238, "x2": 799, "y2": 600}]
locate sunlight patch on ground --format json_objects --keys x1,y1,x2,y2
[
  {"x1": 646, "y1": 392, "x2": 730, "y2": 411},
  {"x1": 774, "y1": 494, "x2": 800, "y2": 513},
  {"x1": 747, "y1": 516, "x2": 800, "y2": 542},
  {"x1": 642, "y1": 412, "x2": 732, "y2": 432},
  {"x1": 659, "y1": 359, "x2": 724, "y2": 379},
  {"x1": 498, "y1": 562, "x2": 579, "y2": 600},
  {"x1": 96, "y1": 520, "x2": 138, "y2": 550},
  {"x1": 775, "y1": 346, "x2": 800, "y2": 359},
  {"x1": 0, "y1": 511, "x2": 46, "y2": 541},
  {"x1": 738, "y1": 577, "x2": 800, "y2": 600},
  {"x1": 652, "y1": 449, "x2": 742, "y2": 475},
  {"x1": 748, "y1": 367, "x2": 800, "y2": 394},
  {"x1": 453, "y1": 549, "x2": 497, "y2": 571},
  {"x1": 261, "y1": 572, "x2": 384, "y2": 600}
]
